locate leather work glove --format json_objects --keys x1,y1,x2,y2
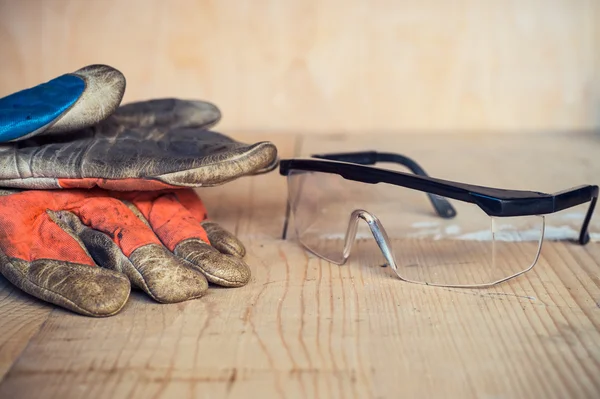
[
  {"x1": 0, "y1": 64, "x2": 278, "y2": 190},
  {"x1": 0, "y1": 188, "x2": 249, "y2": 317}
]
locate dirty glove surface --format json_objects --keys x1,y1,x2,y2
[
  {"x1": 0, "y1": 188, "x2": 249, "y2": 317},
  {"x1": 0, "y1": 64, "x2": 278, "y2": 190}
]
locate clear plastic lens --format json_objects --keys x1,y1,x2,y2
[{"x1": 287, "y1": 170, "x2": 544, "y2": 287}]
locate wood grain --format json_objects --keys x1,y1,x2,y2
[
  {"x1": 0, "y1": 277, "x2": 52, "y2": 381},
  {"x1": 1, "y1": 0, "x2": 599, "y2": 133},
  {"x1": 0, "y1": 133, "x2": 599, "y2": 398}
]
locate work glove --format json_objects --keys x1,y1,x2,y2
[
  {"x1": 0, "y1": 187, "x2": 250, "y2": 317},
  {"x1": 0, "y1": 64, "x2": 278, "y2": 190}
]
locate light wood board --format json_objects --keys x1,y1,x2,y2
[
  {"x1": 1, "y1": 0, "x2": 599, "y2": 133},
  {"x1": 0, "y1": 133, "x2": 599, "y2": 398}
]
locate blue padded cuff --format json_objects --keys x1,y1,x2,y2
[{"x1": 0, "y1": 74, "x2": 86, "y2": 142}]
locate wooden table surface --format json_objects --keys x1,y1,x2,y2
[{"x1": 1, "y1": 132, "x2": 599, "y2": 399}]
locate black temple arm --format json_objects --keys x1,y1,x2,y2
[
  {"x1": 553, "y1": 185, "x2": 598, "y2": 245},
  {"x1": 580, "y1": 196, "x2": 597, "y2": 245},
  {"x1": 311, "y1": 151, "x2": 457, "y2": 219}
]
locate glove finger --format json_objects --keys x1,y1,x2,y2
[
  {"x1": 108, "y1": 98, "x2": 221, "y2": 130},
  {"x1": 70, "y1": 195, "x2": 209, "y2": 302},
  {"x1": 174, "y1": 240, "x2": 250, "y2": 287},
  {"x1": 0, "y1": 64, "x2": 125, "y2": 142},
  {"x1": 171, "y1": 189, "x2": 209, "y2": 222},
  {"x1": 47, "y1": 65, "x2": 126, "y2": 134},
  {"x1": 0, "y1": 208, "x2": 130, "y2": 317},
  {"x1": 153, "y1": 137, "x2": 279, "y2": 187},
  {"x1": 173, "y1": 190, "x2": 246, "y2": 258},
  {"x1": 200, "y1": 221, "x2": 246, "y2": 258},
  {"x1": 130, "y1": 193, "x2": 251, "y2": 287},
  {"x1": 171, "y1": 190, "x2": 246, "y2": 257}
]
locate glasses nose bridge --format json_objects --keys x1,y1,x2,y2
[{"x1": 343, "y1": 209, "x2": 400, "y2": 276}]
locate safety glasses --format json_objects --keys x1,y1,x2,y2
[{"x1": 279, "y1": 151, "x2": 598, "y2": 288}]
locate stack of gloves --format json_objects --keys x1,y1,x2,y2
[{"x1": 0, "y1": 65, "x2": 278, "y2": 317}]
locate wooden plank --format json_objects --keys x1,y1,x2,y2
[
  {"x1": 0, "y1": 244, "x2": 598, "y2": 398},
  {"x1": 1, "y1": 0, "x2": 599, "y2": 133},
  {"x1": 0, "y1": 277, "x2": 52, "y2": 382},
  {"x1": 0, "y1": 133, "x2": 598, "y2": 398}
]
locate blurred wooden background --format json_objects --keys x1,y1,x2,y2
[{"x1": 0, "y1": 0, "x2": 599, "y2": 134}]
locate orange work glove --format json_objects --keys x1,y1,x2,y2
[{"x1": 0, "y1": 188, "x2": 248, "y2": 317}]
